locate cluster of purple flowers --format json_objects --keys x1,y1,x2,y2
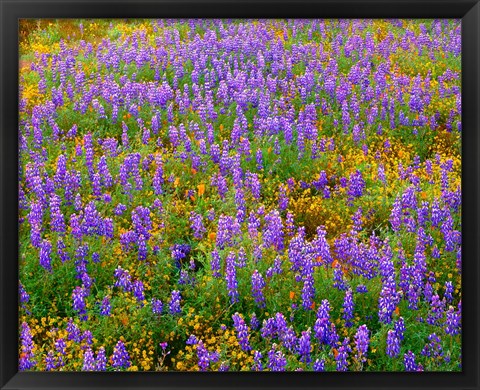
[
  {"x1": 168, "y1": 290, "x2": 182, "y2": 315},
  {"x1": 18, "y1": 18, "x2": 462, "y2": 373},
  {"x1": 354, "y1": 325, "x2": 369, "y2": 363},
  {"x1": 251, "y1": 270, "x2": 266, "y2": 308},
  {"x1": 170, "y1": 244, "x2": 191, "y2": 267},
  {"x1": 189, "y1": 211, "x2": 206, "y2": 239},
  {"x1": 111, "y1": 340, "x2": 131, "y2": 370},
  {"x1": 386, "y1": 330, "x2": 401, "y2": 358},
  {"x1": 19, "y1": 322, "x2": 36, "y2": 370},
  {"x1": 232, "y1": 313, "x2": 251, "y2": 351},
  {"x1": 72, "y1": 286, "x2": 89, "y2": 320}
]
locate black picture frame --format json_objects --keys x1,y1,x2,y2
[{"x1": 1, "y1": 1, "x2": 479, "y2": 389}]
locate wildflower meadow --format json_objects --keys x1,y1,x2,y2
[{"x1": 19, "y1": 19, "x2": 461, "y2": 372}]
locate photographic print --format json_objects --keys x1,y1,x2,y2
[{"x1": 18, "y1": 18, "x2": 462, "y2": 372}]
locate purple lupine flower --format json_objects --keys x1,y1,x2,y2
[
  {"x1": 82, "y1": 347, "x2": 96, "y2": 371},
  {"x1": 301, "y1": 260, "x2": 315, "y2": 311},
  {"x1": 280, "y1": 326, "x2": 297, "y2": 353},
  {"x1": 386, "y1": 330, "x2": 400, "y2": 358},
  {"x1": 206, "y1": 208, "x2": 215, "y2": 221},
  {"x1": 285, "y1": 212, "x2": 295, "y2": 236},
  {"x1": 342, "y1": 289, "x2": 354, "y2": 327},
  {"x1": 312, "y1": 225, "x2": 333, "y2": 264},
  {"x1": 102, "y1": 218, "x2": 113, "y2": 240},
  {"x1": 250, "y1": 313, "x2": 260, "y2": 330},
  {"x1": 28, "y1": 201, "x2": 43, "y2": 248},
  {"x1": 313, "y1": 359, "x2": 325, "y2": 371},
  {"x1": 444, "y1": 281, "x2": 454, "y2": 302},
  {"x1": 151, "y1": 298, "x2": 163, "y2": 315},
  {"x1": 260, "y1": 317, "x2": 278, "y2": 339},
  {"x1": 45, "y1": 350, "x2": 56, "y2": 371},
  {"x1": 214, "y1": 173, "x2": 229, "y2": 199},
  {"x1": 347, "y1": 170, "x2": 366, "y2": 202},
  {"x1": 121, "y1": 122, "x2": 129, "y2": 148},
  {"x1": 430, "y1": 199, "x2": 444, "y2": 227},
  {"x1": 99, "y1": 296, "x2": 111, "y2": 316},
  {"x1": 82, "y1": 330, "x2": 93, "y2": 346},
  {"x1": 336, "y1": 338, "x2": 351, "y2": 371},
  {"x1": 252, "y1": 351, "x2": 263, "y2": 371},
  {"x1": 218, "y1": 362, "x2": 229, "y2": 372},
  {"x1": 186, "y1": 335, "x2": 198, "y2": 345},
  {"x1": 444, "y1": 306, "x2": 461, "y2": 335},
  {"x1": 423, "y1": 282, "x2": 434, "y2": 304},
  {"x1": 351, "y1": 207, "x2": 363, "y2": 233},
  {"x1": 83, "y1": 133, "x2": 95, "y2": 178},
  {"x1": 114, "y1": 267, "x2": 132, "y2": 292},
  {"x1": 236, "y1": 247, "x2": 247, "y2": 268},
  {"x1": 196, "y1": 341, "x2": 211, "y2": 371},
  {"x1": 263, "y1": 209, "x2": 284, "y2": 251},
  {"x1": 66, "y1": 319, "x2": 82, "y2": 343},
  {"x1": 245, "y1": 171, "x2": 261, "y2": 200},
  {"x1": 196, "y1": 340, "x2": 219, "y2": 371},
  {"x1": 91, "y1": 252, "x2": 100, "y2": 264},
  {"x1": 137, "y1": 234, "x2": 148, "y2": 261},
  {"x1": 178, "y1": 269, "x2": 191, "y2": 285},
  {"x1": 427, "y1": 294, "x2": 445, "y2": 326},
  {"x1": 49, "y1": 194, "x2": 66, "y2": 234},
  {"x1": 95, "y1": 347, "x2": 107, "y2": 371},
  {"x1": 278, "y1": 185, "x2": 289, "y2": 211},
  {"x1": 377, "y1": 163, "x2": 387, "y2": 185},
  {"x1": 354, "y1": 325, "x2": 370, "y2": 363},
  {"x1": 111, "y1": 340, "x2": 131, "y2": 370},
  {"x1": 394, "y1": 317, "x2": 406, "y2": 341},
  {"x1": 131, "y1": 206, "x2": 152, "y2": 239},
  {"x1": 170, "y1": 243, "x2": 191, "y2": 267},
  {"x1": 247, "y1": 210, "x2": 261, "y2": 238},
  {"x1": 74, "y1": 244, "x2": 89, "y2": 278},
  {"x1": 168, "y1": 290, "x2": 182, "y2": 315},
  {"x1": 333, "y1": 266, "x2": 348, "y2": 291},
  {"x1": 253, "y1": 242, "x2": 263, "y2": 263},
  {"x1": 132, "y1": 280, "x2": 145, "y2": 303},
  {"x1": 255, "y1": 149, "x2": 263, "y2": 171},
  {"x1": 114, "y1": 203, "x2": 127, "y2": 216},
  {"x1": 54, "y1": 154, "x2": 67, "y2": 188},
  {"x1": 234, "y1": 186, "x2": 247, "y2": 224},
  {"x1": 216, "y1": 215, "x2": 241, "y2": 249},
  {"x1": 251, "y1": 270, "x2": 266, "y2": 308},
  {"x1": 232, "y1": 313, "x2": 251, "y2": 351},
  {"x1": 152, "y1": 158, "x2": 164, "y2": 195},
  {"x1": 225, "y1": 251, "x2": 239, "y2": 304},
  {"x1": 389, "y1": 197, "x2": 402, "y2": 232},
  {"x1": 142, "y1": 127, "x2": 150, "y2": 145},
  {"x1": 297, "y1": 330, "x2": 312, "y2": 363},
  {"x1": 97, "y1": 156, "x2": 113, "y2": 188},
  {"x1": 82, "y1": 201, "x2": 104, "y2": 237},
  {"x1": 421, "y1": 333, "x2": 443, "y2": 359},
  {"x1": 378, "y1": 278, "x2": 399, "y2": 324},
  {"x1": 39, "y1": 239, "x2": 53, "y2": 272},
  {"x1": 404, "y1": 351, "x2": 418, "y2": 371},
  {"x1": 19, "y1": 322, "x2": 36, "y2": 370},
  {"x1": 81, "y1": 272, "x2": 93, "y2": 291},
  {"x1": 210, "y1": 249, "x2": 221, "y2": 278},
  {"x1": 356, "y1": 285, "x2": 368, "y2": 294},
  {"x1": 72, "y1": 286, "x2": 88, "y2": 320},
  {"x1": 54, "y1": 338, "x2": 66, "y2": 356},
  {"x1": 267, "y1": 344, "x2": 287, "y2": 371},
  {"x1": 189, "y1": 211, "x2": 206, "y2": 239},
  {"x1": 314, "y1": 299, "x2": 333, "y2": 346},
  {"x1": 19, "y1": 283, "x2": 30, "y2": 306}
]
